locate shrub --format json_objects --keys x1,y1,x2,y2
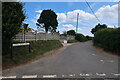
[
  {"x1": 86, "y1": 35, "x2": 93, "y2": 40},
  {"x1": 67, "y1": 40, "x2": 79, "y2": 43},
  {"x1": 67, "y1": 30, "x2": 75, "y2": 36},
  {"x1": 75, "y1": 33, "x2": 88, "y2": 42},
  {"x1": 93, "y1": 28, "x2": 120, "y2": 54}
]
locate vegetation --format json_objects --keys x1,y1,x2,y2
[
  {"x1": 67, "y1": 40, "x2": 79, "y2": 43},
  {"x1": 36, "y1": 9, "x2": 58, "y2": 33},
  {"x1": 3, "y1": 40, "x2": 63, "y2": 69},
  {"x1": 67, "y1": 30, "x2": 75, "y2": 36},
  {"x1": 2, "y1": 2, "x2": 26, "y2": 55},
  {"x1": 93, "y1": 28, "x2": 120, "y2": 55},
  {"x1": 91, "y1": 23, "x2": 107, "y2": 34},
  {"x1": 75, "y1": 33, "x2": 88, "y2": 42},
  {"x1": 86, "y1": 35, "x2": 93, "y2": 40}
]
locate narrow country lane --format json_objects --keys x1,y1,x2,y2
[{"x1": 2, "y1": 41, "x2": 120, "y2": 78}]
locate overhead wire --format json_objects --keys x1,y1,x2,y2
[{"x1": 85, "y1": 0, "x2": 101, "y2": 24}]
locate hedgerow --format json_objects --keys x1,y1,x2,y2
[
  {"x1": 93, "y1": 28, "x2": 120, "y2": 55},
  {"x1": 75, "y1": 33, "x2": 88, "y2": 42}
]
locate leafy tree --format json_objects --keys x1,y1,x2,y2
[
  {"x1": 91, "y1": 23, "x2": 107, "y2": 34},
  {"x1": 67, "y1": 30, "x2": 75, "y2": 36},
  {"x1": 2, "y1": 2, "x2": 26, "y2": 55},
  {"x1": 36, "y1": 9, "x2": 58, "y2": 33},
  {"x1": 75, "y1": 33, "x2": 88, "y2": 42}
]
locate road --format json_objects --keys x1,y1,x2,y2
[{"x1": 2, "y1": 41, "x2": 120, "y2": 78}]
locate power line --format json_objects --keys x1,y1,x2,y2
[{"x1": 85, "y1": 0, "x2": 101, "y2": 23}]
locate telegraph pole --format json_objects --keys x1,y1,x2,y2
[{"x1": 76, "y1": 13, "x2": 79, "y2": 33}]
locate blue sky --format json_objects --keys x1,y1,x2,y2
[{"x1": 23, "y1": 2, "x2": 118, "y2": 36}]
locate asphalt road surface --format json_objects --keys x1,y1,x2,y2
[{"x1": 2, "y1": 41, "x2": 120, "y2": 78}]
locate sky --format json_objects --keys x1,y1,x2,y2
[{"x1": 22, "y1": 2, "x2": 118, "y2": 36}]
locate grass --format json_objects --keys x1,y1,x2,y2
[
  {"x1": 67, "y1": 40, "x2": 79, "y2": 43},
  {"x1": 2, "y1": 40, "x2": 63, "y2": 69}
]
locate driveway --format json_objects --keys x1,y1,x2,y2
[{"x1": 2, "y1": 41, "x2": 120, "y2": 78}]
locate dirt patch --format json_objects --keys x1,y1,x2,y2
[
  {"x1": 93, "y1": 45, "x2": 120, "y2": 58},
  {"x1": 71, "y1": 42, "x2": 80, "y2": 44},
  {"x1": 3, "y1": 46, "x2": 67, "y2": 71}
]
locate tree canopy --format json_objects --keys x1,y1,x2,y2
[
  {"x1": 91, "y1": 23, "x2": 107, "y2": 34},
  {"x1": 36, "y1": 9, "x2": 58, "y2": 33},
  {"x1": 67, "y1": 30, "x2": 75, "y2": 36},
  {"x1": 2, "y1": 2, "x2": 26, "y2": 54}
]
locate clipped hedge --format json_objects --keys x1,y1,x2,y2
[
  {"x1": 75, "y1": 33, "x2": 88, "y2": 42},
  {"x1": 93, "y1": 28, "x2": 120, "y2": 54}
]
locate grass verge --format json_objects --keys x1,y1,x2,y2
[
  {"x1": 3, "y1": 40, "x2": 63, "y2": 70},
  {"x1": 67, "y1": 40, "x2": 79, "y2": 43}
]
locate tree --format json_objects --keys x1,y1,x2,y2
[
  {"x1": 75, "y1": 33, "x2": 88, "y2": 42},
  {"x1": 2, "y1": 2, "x2": 26, "y2": 54},
  {"x1": 91, "y1": 23, "x2": 107, "y2": 34},
  {"x1": 36, "y1": 9, "x2": 58, "y2": 33},
  {"x1": 67, "y1": 30, "x2": 75, "y2": 36}
]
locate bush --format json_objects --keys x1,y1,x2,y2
[
  {"x1": 75, "y1": 33, "x2": 88, "y2": 42},
  {"x1": 86, "y1": 35, "x2": 93, "y2": 40},
  {"x1": 93, "y1": 28, "x2": 120, "y2": 54},
  {"x1": 67, "y1": 40, "x2": 79, "y2": 43},
  {"x1": 67, "y1": 30, "x2": 75, "y2": 36}
]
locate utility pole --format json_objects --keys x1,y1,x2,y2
[{"x1": 76, "y1": 13, "x2": 79, "y2": 33}]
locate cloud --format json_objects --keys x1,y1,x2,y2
[
  {"x1": 56, "y1": 13, "x2": 66, "y2": 24},
  {"x1": 57, "y1": 9, "x2": 95, "y2": 24},
  {"x1": 35, "y1": 10, "x2": 43, "y2": 13},
  {"x1": 56, "y1": 4, "x2": 118, "y2": 26},
  {"x1": 95, "y1": 4, "x2": 118, "y2": 24},
  {"x1": 67, "y1": 9, "x2": 95, "y2": 22},
  {"x1": 58, "y1": 24, "x2": 82, "y2": 33}
]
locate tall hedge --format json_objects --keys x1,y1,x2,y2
[
  {"x1": 2, "y1": 2, "x2": 26, "y2": 55},
  {"x1": 93, "y1": 28, "x2": 120, "y2": 54}
]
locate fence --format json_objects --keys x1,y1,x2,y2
[{"x1": 13, "y1": 31, "x2": 75, "y2": 42}]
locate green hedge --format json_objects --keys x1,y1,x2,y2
[
  {"x1": 93, "y1": 28, "x2": 120, "y2": 54},
  {"x1": 75, "y1": 33, "x2": 88, "y2": 42}
]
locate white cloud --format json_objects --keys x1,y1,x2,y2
[
  {"x1": 56, "y1": 4, "x2": 118, "y2": 25},
  {"x1": 35, "y1": 10, "x2": 43, "y2": 13},
  {"x1": 95, "y1": 4, "x2": 118, "y2": 24},
  {"x1": 56, "y1": 13, "x2": 66, "y2": 24},
  {"x1": 67, "y1": 9, "x2": 95, "y2": 22},
  {"x1": 57, "y1": 9, "x2": 95, "y2": 24},
  {"x1": 58, "y1": 24, "x2": 82, "y2": 33}
]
